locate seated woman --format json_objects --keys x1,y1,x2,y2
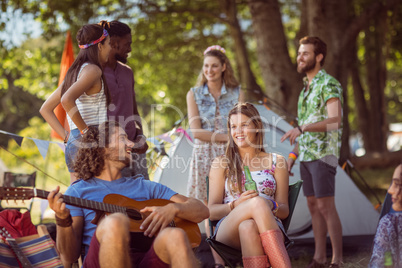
[
  {"x1": 208, "y1": 102, "x2": 292, "y2": 268},
  {"x1": 369, "y1": 163, "x2": 402, "y2": 267}
]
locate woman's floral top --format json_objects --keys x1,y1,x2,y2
[
  {"x1": 224, "y1": 154, "x2": 277, "y2": 203},
  {"x1": 369, "y1": 211, "x2": 402, "y2": 267}
]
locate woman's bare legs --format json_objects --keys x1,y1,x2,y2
[{"x1": 216, "y1": 197, "x2": 290, "y2": 268}]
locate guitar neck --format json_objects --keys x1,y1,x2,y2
[
  {"x1": 7, "y1": 238, "x2": 34, "y2": 268},
  {"x1": 34, "y1": 189, "x2": 125, "y2": 214}
]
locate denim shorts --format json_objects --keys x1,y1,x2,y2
[{"x1": 65, "y1": 128, "x2": 82, "y2": 173}]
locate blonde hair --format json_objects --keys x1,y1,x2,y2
[{"x1": 195, "y1": 49, "x2": 239, "y2": 89}]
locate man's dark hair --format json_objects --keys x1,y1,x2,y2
[
  {"x1": 74, "y1": 121, "x2": 121, "y2": 180},
  {"x1": 99, "y1": 20, "x2": 131, "y2": 37},
  {"x1": 299, "y1": 36, "x2": 327, "y2": 66}
]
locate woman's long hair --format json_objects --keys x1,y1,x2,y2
[
  {"x1": 397, "y1": 161, "x2": 402, "y2": 201},
  {"x1": 195, "y1": 49, "x2": 239, "y2": 89},
  {"x1": 61, "y1": 24, "x2": 110, "y2": 105},
  {"x1": 225, "y1": 103, "x2": 265, "y2": 194},
  {"x1": 74, "y1": 121, "x2": 120, "y2": 180}
]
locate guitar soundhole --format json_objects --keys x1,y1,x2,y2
[{"x1": 126, "y1": 209, "x2": 142, "y2": 221}]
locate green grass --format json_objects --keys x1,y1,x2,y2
[{"x1": 290, "y1": 251, "x2": 372, "y2": 267}]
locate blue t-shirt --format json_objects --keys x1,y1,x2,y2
[{"x1": 64, "y1": 175, "x2": 177, "y2": 254}]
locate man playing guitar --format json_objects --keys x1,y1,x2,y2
[{"x1": 47, "y1": 121, "x2": 209, "y2": 268}]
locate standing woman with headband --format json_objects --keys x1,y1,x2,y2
[
  {"x1": 40, "y1": 24, "x2": 111, "y2": 183},
  {"x1": 186, "y1": 45, "x2": 243, "y2": 267}
]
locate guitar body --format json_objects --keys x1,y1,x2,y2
[{"x1": 102, "y1": 194, "x2": 201, "y2": 248}]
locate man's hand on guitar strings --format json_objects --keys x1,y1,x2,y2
[{"x1": 140, "y1": 204, "x2": 177, "y2": 237}]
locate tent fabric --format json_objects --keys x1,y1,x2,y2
[{"x1": 153, "y1": 104, "x2": 380, "y2": 239}]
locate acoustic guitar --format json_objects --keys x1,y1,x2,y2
[{"x1": 0, "y1": 187, "x2": 201, "y2": 248}]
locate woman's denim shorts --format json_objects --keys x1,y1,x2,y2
[{"x1": 65, "y1": 128, "x2": 82, "y2": 172}]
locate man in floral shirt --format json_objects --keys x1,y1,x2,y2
[{"x1": 281, "y1": 36, "x2": 343, "y2": 268}]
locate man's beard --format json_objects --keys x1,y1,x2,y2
[
  {"x1": 115, "y1": 53, "x2": 128, "y2": 64},
  {"x1": 106, "y1": 150, "x2": 131, "y2": 167},
  {"x1": 297, "y1": 58, "x2": 316, "y2": 73}
]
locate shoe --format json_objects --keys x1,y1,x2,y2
[
  {"x1": 328, "y1": 264, "x2": 340, "y2": 268},
  {"x1": 306, "y1": 259, "x2": 326, "y2": 268}
]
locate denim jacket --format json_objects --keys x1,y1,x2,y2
[{"x1": 191, "y1": 83, "x2": 240, "y2": 133}]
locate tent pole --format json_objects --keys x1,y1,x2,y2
[{"x1": 346, "y1": 159, "x2": 382, "y2": 209}]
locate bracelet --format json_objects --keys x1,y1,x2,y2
[
  {"x1": 64, "y1": 132, "x2": 69, "y2": 145},
  {"x1": 289, "y1": 152, "x2": 297, "y2": 161},
  {"x1": 80, "y1": 126, "x2": 89, "y2": 136},
  {"x1": 270, "y1": 200, "x2": 279, "y2": 216},
  {"x1": 289, "y1": 152, "x2": 298, "y2": 161},
  {"x1": 297, "y1": 126, "x2": 303, "y2": 134},
  {"x1": 55, "y1": 214, "x2": 72, "y2": 227}
]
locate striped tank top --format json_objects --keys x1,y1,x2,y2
[{"x1": 67, "y1": 63, "x2": 107, "y2": 130}]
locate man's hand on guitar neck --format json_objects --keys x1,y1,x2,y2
[
  {"x1": 140, "y1": 203, "x2": 177, "y2": 237},
  {"x1": 48, "y1": 186, "x2": 71, "y2": 220}
]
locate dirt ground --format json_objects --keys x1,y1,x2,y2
[{"x1": 196, "y1": 234, "x2": 374, "y2": 268}]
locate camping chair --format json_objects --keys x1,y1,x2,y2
[
  {"x1": 1, "y1": 172, "x2": 37, "y2": 212},
  {"x1": 205, "y1": 177, "x2": 303, "y2": 268},
  {"x1": 0, "y1": 224, "x2": 63, "y2": 268}
]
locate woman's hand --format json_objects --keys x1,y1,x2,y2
[{"x1": 234, "y1": 190, "x2": 258, "y2": 207}]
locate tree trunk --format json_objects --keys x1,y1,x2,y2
[
  {"x1": 351, "y1": 150, "x2": 402, "y2": 169},
  {"x1": 247, "y1": 0, "x2": 397, "y2": 161},
  {"x1": 364, "y1": 11, "x2": 388, "y2": 153},
  {"x1": 350, "y1": 44, "x2": 372, "y2": 151},
  {"x1": 247, "y1": 0, "x2": 302, "y2": 118},
  {"x1": 220, "y1": 0, "x2": 264, "y2": 101}
]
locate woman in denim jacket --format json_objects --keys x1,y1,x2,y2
[{"x1": 186, "y1": 45, "x2": 243, "y2": 268}]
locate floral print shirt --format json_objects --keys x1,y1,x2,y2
[
  {"x1": 297, "y1": 69, "x2": 343, "y2": 162},
  {"x1": 224, "y1": 154, "x2": 277, "y2": 203},
  {"x1": 369, "y1": 211, "x2": 402, "y2": 267}
]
